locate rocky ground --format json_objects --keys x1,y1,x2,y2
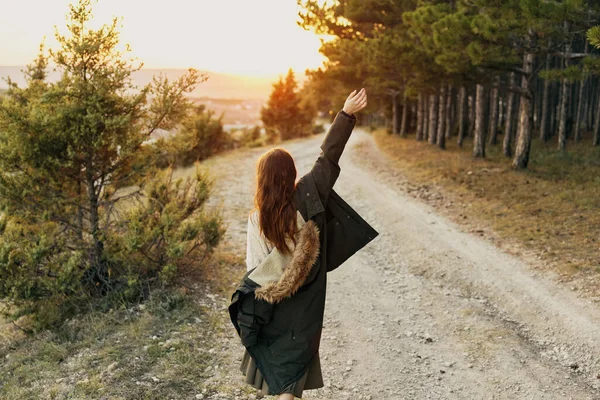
[{"x1": 196, "y1": 127, "x2": 600, "y2": 400}]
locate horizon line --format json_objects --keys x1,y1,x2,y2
[{"x1": 0, "y1": 64, "x2": 309, "y2": 78}]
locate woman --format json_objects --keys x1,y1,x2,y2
[{"x1": 229, "y1": 89, "x2": 378, "y2": 399}]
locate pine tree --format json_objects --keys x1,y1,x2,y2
[
  {"x1": 261, "y1": 69, "x2": 314, "y2": 142},
  {"x1": 0, "y1": 0, "x2": 205, "y2": 303},
  {"x1": 589, "y1": 26, "x2": 600, "y2": 47},
  {"x1": 584, "y1": 42, "x2": 600, "y2": 145},
  {"x1": 300, "y1": 0, "x2": 599, "y2": 166}
]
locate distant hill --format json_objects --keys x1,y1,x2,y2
[{"x1": 0, "y1": 66, "x2": 302, "y2": 100}]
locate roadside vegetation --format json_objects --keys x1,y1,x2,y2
[
  {"x1": 0, "y1": 250, "x2": 250, "y2": 400},
  {"x1": 372, "y1": 129, "x2": 600, "y2": 293},
  {"x1": 297, "y1": 0, "x2": 600, "y2": 292},
  {"x1": 299, "y1": 1, "x2": 600, "y2": 168},
  {"x1": 0, "y1": 0, "x2": 227, "y2": 333}
]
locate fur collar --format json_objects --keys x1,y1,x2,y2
[{"x1": 250, "y1": 219, "x2": 320, "y2": 304}]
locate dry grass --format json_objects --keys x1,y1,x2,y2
[
  {"x1": 373, "y1": 130, "x2": 600, "y2": 292},
  {"x1": 0, "y1": 250, "x2": 247, "y2": 400}
]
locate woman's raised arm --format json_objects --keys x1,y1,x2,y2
[
  {"x1": 320, "y1": 89, "x2": 367, "y2": 163},
  {"x1": 296, "y1": 89, "x2": 368, "y2": 211}
]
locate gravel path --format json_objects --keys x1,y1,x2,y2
[{"x1": 201, "y1": 128, "x2": 600, "y2": 400}]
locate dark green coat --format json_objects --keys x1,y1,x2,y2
[{"x1": 228, "y1": 111, "x2": 378, "y2": 395}]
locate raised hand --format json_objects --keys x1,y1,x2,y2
[{"x1": 342, "y1": 88, "x2": 368, "y2": 115}]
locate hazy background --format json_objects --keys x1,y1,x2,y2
[
  {"x1": 0, "y1": 0, "x2": 322, "y2": 125},
  {"x1": 0, "y1": 0, "x2": 326, "y2": 75},
  {"x1": 0, "y1": 67, "x2": 308, "y2": 101}
]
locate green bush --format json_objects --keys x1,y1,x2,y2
[
  {"x1": 0, "y1": 0, "x2": 227, "y2": 331},
  {"x1": 230, "y1": 125, "x2": 264, "y2": 147},
  {"x1": 143, "y1": 105, "x2": 237, "y2": 169},
  {"x1": 240, "y1": 125, "x2": 262, "y2": 143},
  {"x1": 0, "y1": 168, "x2": 224, "y2": 330},
  {"x1": 176, "y1": 105, "x2": 232, "y2": 164},
  {"x1": 106, "y1": 167, "x2": 225, "y2": 301}
]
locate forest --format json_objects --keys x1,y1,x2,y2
[{"x1": 299, "y1": 0, "x2": 600, "y2": 169}]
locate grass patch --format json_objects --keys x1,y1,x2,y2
[
  {"x1": 0, "y1": 288, "x2": 205, "y2": 399},
  {"x1": 0, "y1": 249, "x2": 247, "y2": 400},
  {"x1": 373, "y1": 130, "x2": 600, "y2": 288}
]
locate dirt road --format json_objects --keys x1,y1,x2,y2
[{"x1": 201, "y1": 128, "x2": 600, "y2": 400}]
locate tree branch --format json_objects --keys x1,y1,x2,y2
[{"x1": 552, "y1": 52, "x2": 596, "y2": 60}]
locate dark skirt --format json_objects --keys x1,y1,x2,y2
[{"x1": 240, "y1": 349, "x2": 324, "y2": 398}]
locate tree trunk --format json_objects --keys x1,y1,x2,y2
[
  {"x1": 513, "y1": 93, "x2": 521, "y2": 140},
  {"x1": 498, "y1": 88, "x2": 505, "y2": 130},
  {"x1": 77, "y1": 178, "x2": 84, "y2": 241},
  {"x1": 551, "y1": 77, "x2": 560, "y2": 137},
  {"x1": 84, "y1": 155, "x2": 106, "y2": 291},
  {"x1": 533, "y1": 73, "x2": 543, "y2": 134},
  {"x1": 593, "y1": 97, "x2": 600, "y2": 146},
  {"x1": 445, "y1": 86, "x2": 454, "y2": 139},
  {"x1": 503, "y1": 73, "x2": 516, "y2": 157},
  {"x1": 557, "y1": 22, "x2": 571, "y2": 151},
  {"x1": 574, "y1": 41, "x2": 589, "y2": 142},
  {"x1": 423, "y1": 95, "x2": 430, "y2": 142},
  {"x1": 569, "y1": 78, "x2": 577, "y2": 134},
  {"x1": 513, "y1": 51, "x2": 535, "y2": 169},
  {"x1": 573, "y1": 79, "x2": 586, "y2": 142},
  {"x1": 429, "y1": 93, "x2": 439, "y2": 145},
  {"x1": 400, "y1": 92, "x2": 409, "y2": 137},
  {"x1": 437, "y1": 86, "x2": 447, "y2": 149},
  {"x1": 549, "y1": 81, "x2": 557, "y2": 137},
  {"x1": 488, "y1": 80, "x2": 500, "y2": 145},
  {"x1": 392, "y1": 93, "x2": 399, "y2": 134},
  {"x1": 473, "y1": 84, "x2": 486, "y2": 158},
  {"x1": 410, "y1": 102, "x2": 417, "y2": 133},
  {"x1": 539, "y1": 51, "x2": 552, "y2": 141},
  {"x1": 458, "y1": 86, "x2": 468, "y2": 147},
  {"x1": 587, "y1": 78, "x2": 596, "y2": 131},
  {"x1": 416, "y1": 93, "x2": 424, "y2": 140},
  {"x1": 468, "y1": 88, "x2": 476, "y2": 137}
]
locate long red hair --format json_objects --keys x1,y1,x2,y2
[{"x1": 254, "y1": 147, "x2": 298, "y2": 254}]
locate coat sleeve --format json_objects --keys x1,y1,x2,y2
[
  {"x1": 237, "y1": 293, "x2": 274, "y2": 347},
  {"x1": 300, "y1": 111, "x2": 356, "y2": 209}
]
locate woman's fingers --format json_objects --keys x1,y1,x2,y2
[
  {"x1": 356, "y1": 91, "x2": 367, "y2": 105},
  {"x1": 350, "y1": 89, "x2": 363, "y2": 100},
  {"x1": 354, "y1": 88, "x2": 365, "y2": 101},
  {"x1": 344, "y1": 88, "x2": 367, "y2": 114},
  {"x1": 356, "y1": 93, "x2": 367, "y2": 107}
]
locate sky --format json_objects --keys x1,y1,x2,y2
[{"x1": 0, "y1": 0, "x2": 327, "y2": 78}]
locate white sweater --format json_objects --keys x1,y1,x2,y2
[
  {"x1": 245, "y1": 211, "x2": 274, "y2": 272},
  {"x1": 245, "y1": 210, "x2": 306, "y2": 272}
]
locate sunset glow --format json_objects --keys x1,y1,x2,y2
[{"x1": 0, "y1": 0, "x2": 326, "y2": 78}]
